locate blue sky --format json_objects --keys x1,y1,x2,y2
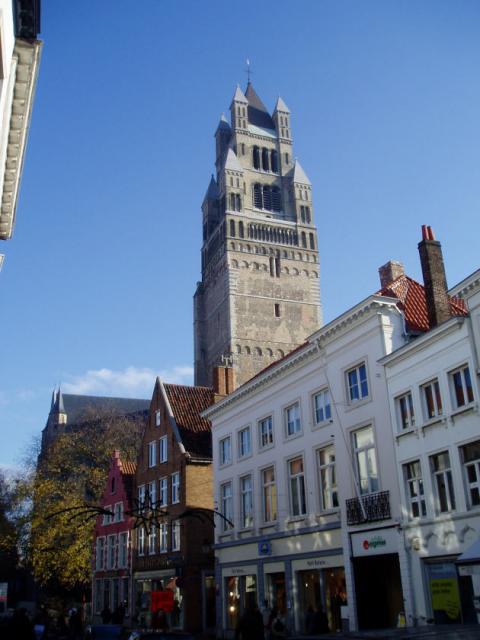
[{"x1": 1, "y1": 0, "x2": 479, "y2": 468}]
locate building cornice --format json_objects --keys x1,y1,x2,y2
[
  {"x1": 448, "y1": 269, "x2": 480, "y2": 300},
  {"x1": 0, "y1": 37, "x2": 42, "y2": 241}
]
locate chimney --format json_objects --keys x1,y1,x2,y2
[
  {"x1": 212, "y1": 366, "x2": 237, "y2": 396},
  {"x1": 379, "y1": 260, "x2": 404, "y2": 289},
  {"x1": 418, "y1": 225, "x2": 450, "y2": 327}
]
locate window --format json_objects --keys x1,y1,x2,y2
[
  {"x1": 155, "y1": 410, "x2": 161, "y2": 426},
  {"x1": 159, "y1": 477, "x2": 168, "y2": 507},
  {"x1": 313, "y1": 389, "x2": 331, "y2": 424},
  {"x1": 159, "y1": 436, "x2": 168, "y2": 463},
  {"x1": 274, "y1": 303, "x2": 280, "y2": 318},
  {"x1": 239, "y1": 475, "x2": 254, "y2": 528},
  {"x1": 396, "y1": 392, "x2": 415, "y2": 430},
  {"x1": 159, "y1": 523, "x2": 168, "y2": 553},
  {"x1": 138, "y1": 527, "x2": 145, "y2": 556},
  {"x1": 289, "y1": 457, "x2": 307, "y2": 516},
  {"x1": 148, "y1": 525, "x2": 157, "y2": 555},
  {"x1": 220, "y1": 482, "x2": 234, "y2": 531},
  {"x1": 317, "y1": 445, "x2": 338, "y2": 510},
  {"x1": 111, "y1": 477, "x2": 116, "y2": 493},
  {"x1": 138, "y1": 486, "x2": 145, "y2": 511},
  {"x1": 114, "y1": 502, "x2": 124, "y2": 522},
  {"x1": 461, "y1": 441, "x2": 480, "y2": 508},
  {"x1": 262, "y1": 466, "x2": 277, "y2": 522},
  {"x1": 403, "y1": 460, "x2": 426, "y2": 518},
  {"x1": 430, "y1": 451, "x2": 455, "y2": 513},
  {"x1": 118, "y1": 532, "x2": 128, "y2": 568},
  {"x1": 219, "y1": 436, "x2": 232, "y2": 465},
  {"x1": 347, "y1": 363, "x2": 369, "y2": 402},
  {"x1": 253, "y1": 146, "x2": 260, "y2": 170},
  {"x1": 450, "y1": 365, "x2": 474, "y2": 409},
  {"x1": 96, "y1": 537, "x2": 105, "y2": 570},
  {"x1": 171, "y1": 472, "x2": 180, "y2": 504},
  {"x1": 353, "y1": 425, "x2": 378, "y2": 495},
  {"x1": 285, "y1": 402, "x2": 301, "y2": 437},
  {"x1": 107, "y1": 534, "x2": 116, "y2": 569},
  {"x1": 148, "y1": 481, "x2": 156, "y2": 507},
  {"x1": 103, "y1": 505, "x2": 112, "y2": 525},
  {"x1": 421, "y1": 379, "x2": 443, "y2": 420},
  {"x1": 172, "y1": 520, "x2": 181, "y2": 551},
  {"x1": 259, "y1": 416, "x2": 274, "y2": 448},
  {"x1": 148, "y1": 441, "x2": 156, "y2": 467},
  {"x1": 238, "y1": 427, "x2": 251, "y2": 458}
]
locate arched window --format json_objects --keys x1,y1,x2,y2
[
  {"x1": 262, "y1": 148, "x2": 270, "y2": 171},
  {"x1": 306, "y1": 207, "x2": 311, "y2": 223},
  {"x1": 309, "y1": 233, "x2": 315, "y2": 250},
  {"x1": 300, "y1": 206, "x2": 305, "y2": 222},
  {"x1": 285, "y1": 153, "x2": 289, "y2": 164},
  {"x1": 236, "y1": 194, "x2": 241, "y2": 211},
  {"x1": 270, "y1": 150, "x2": 278, "y2": 173},
  {"x1": 241, "y1": 143, "x2": 245, "y2": 155},
  {"x1": 269, "y1": 256, "x2": 275, "y2": 277},
  {"x1": 229, "y1": 193, "x2": 235, "y2": 211},
  {"x1": 280, "y1": 116, "x2": 284, "y2": 126},
  {"x1": 253, "y1": 146, "x2": 260, "y2": 170},
  {"x1": 230, "y1": 177, "x2": 233, "y2": 186},
  {"x1": 272, "y1": 187, "x2": 281, "y2": 212},
  {"x1": 245, "y1": 346, "x2": 251, "y2": 355},
  {"x1": 255, "y1": 347, "x2": 262, "y2": 356},
  {"x1": 253, "y1": 183, "x2": 262, "y2": 209},
  {"x1": 230, "y1": 220, "x2": 236, "y2": 237},
  {"x1": 262, "y1": 185, "x2": 272, "y2": 211},
  {"x1": 301, "y1": 232, "x2": 307, "y2": 248}
]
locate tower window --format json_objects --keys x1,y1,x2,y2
[
  {"x1": 229, "y1": 193, "x2": 235, "y2": 211},
  {"x1": 230, "y1": 220, "x2": 236, "y2": 237},
  {"x1": 269, "y1": 256, "x2": 275, "y2": 277},
  {"x1": 253, "y1": 183, "x2": 262, "y2": 209},
  {"x1": 301, "y1": 232, "x2": 307, "y2": 248},
  {"x1": 262, "y1": 148, "x2": 270, "y2": 172},
  {"x1": 275, "y1": 256, "x2": 281, "y2": 277},
  {"x1": 241, "y1": 143, "x2": 245, "y2": 155},
  {"x1": 274, "y1": 304, "x2": 281, "y2": 318},
  {"x1": 272, "y1": 187, "x2": 281, "y2": 212},
  {"x1": 239, "y1": 221, "x2": 244, "y2": 238},
  {"x1": 236, "y1": 194, "x2": 241, "y2": 212},
  {"x1": 285, "y1": 153, "x2": 289, "y2": 165},
  {"x1": 271, "y1": 150, "x2": 278, "y2": 174},
  {"x1": 253, "y1": 146, "x2": 260, "y2": 170},
  {"x1": 262, "y1": 185, "x2": 272, "y2": 210},
  {"x1": 306, "y1": 207, "x2": 311, "y2": 223},
  {"x1": 309, "y1": 233, "x2": 315, "y2": 250}
]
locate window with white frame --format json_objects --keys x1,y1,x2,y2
[
  {"x1": 148, "y1": 525, "x2": 156, "y2": 555},
  {"x1": 171, "y1": 472, "x2": 180, "y2": 504},
  {"x1": 461, "y1": 440, "x2": 480, "y2": 508},
  {"x1": 159, "y1": 436, "x2": 168, "y2": 463},
  {"x1": 404, "y1": 460, "x2": 426, "y2": 518},
  {"x1": 103, "y1": 505, "x2": 112, "y2": 525},
  {"x1": 346, "y1": 362, "x2": 369, "y2": 403},
  {"x1": 96, "y1": 537, "x2": 105, "y2": 570},
  {"x1": 159, "y1": 522, "x2": 168, "y2": 552},
  {"x1": 219, "y1": 436, "x2": 232, "y2": 465},
  {"x1": 118, "y1": 532, "x2": 128, "y2": 568},
  {"x1": 220, "y1": 482, "x2": 234, "y2": 531},
  {"x1": 107, "y1": 534, "x2": 116, "y2": 569},
  {"x1": 317, "y1": 445, "x2": 338, "y2": 510},
  {"x1": 155, "y1": 410, "x2": 161, "y2": 427},
  {"x1": 138, "y1": 486, "x2": 145, "y2": 511},
  {"x1": 285, "y1": 402, "x2": 301, "y2": 437},
  {"x1": 289, "y1": 456, "x2": 307, "y2": 516},
  {"x1": 148, "y1": 441, "x2": 157, "y2": 467},
  {"x1": 240, "y1": 475, "x2": 253, "y2": 528},
  {"x1": 421, "y1": 379, "x2": 443, "y2": 420},
  {"x1": 258, "y1": 416, "x2": 274, "y2": 448},
  {"x1": 114, "y1": 502, "x2": 124, "y2": 522},
  {"x1": 138, "y1": 527, "x2": 145, "y2": 556},
  {"x1": 313, "y1": 389, "x2": 331, "y2": 424},
  {"x1": 238, "y1": 426, "x2": 252, "y2": 458},
  {"x1": 450, "y1": 365, "x2": 474, "y2": 409},
  {"x1": 171, "y1": 520, "x2": 181, "y2": 551},
  {"x1": 148, "y1": 481, "x2": 156, "y2": 507},
  {"x1": 395, "y1": 391, "x2": 415, "y2": 431},
  {"x1": 430, "y1": 451, "x2": 456, "y2": 513},
  {"x1": 262, "y1": 466, "x2": 277, "y2": 522},
  {"x1": 352, "y1": 425, "x2": 378, "y2": 495},
  {"x1": 159, "y1": 477, "x2": 168, "y2": 507}
]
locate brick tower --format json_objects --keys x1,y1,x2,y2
[{"x1": 194, "y1": 83, "x2": 322, "y2": 387}]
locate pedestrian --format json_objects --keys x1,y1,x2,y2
[
  {"x1": 261, "y1": 599, "x2": 272, "y2": 639},
  {"x1": 311, "y1": 605, "x2": 329, "y2": 634},
  {"x1": 270, "y1": 608, "x2": 287, "y2": 640},
  {"x1": 305, "y1": 605, "x2": 315, "y2": 634},
  {"x1": 100, "y1": 604, "x2": 112, "y2": 624},
  {"x1": 68, "y1": 608, "x2": 83, "y2": 640},
  {"x1": 235, "y1": 603, "x2": 264, "y2": 640}
]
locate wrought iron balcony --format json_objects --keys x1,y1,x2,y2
[{"x1": 346, "y1": 490, "x2": 391, "y2": 525}]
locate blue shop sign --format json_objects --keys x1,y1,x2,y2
[{"x1": 258, "y1": 540, "x2": 272, "y2": 556}]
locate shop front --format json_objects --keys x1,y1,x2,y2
[
  {"x1": 351, "y1": 528, "x2": 404, "y2": 630},
  {"x1": 222, "y1": 566, "x2": 258, "y2": 634},
  {"x1": 424, "y1": 557, "x2": 477, "y2": 625},
  {"x1": 133, "y1": 570, "x2": 184, "y2": 629}
]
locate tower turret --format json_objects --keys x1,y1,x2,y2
[
  {"x1": 230, "y1": 85, "x2": 248, "y2": 132},
  {"x1": 215, "y1": 114, "x2": 231, "y2": 174}
]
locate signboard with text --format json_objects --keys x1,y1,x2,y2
[{"x1": 351, "y1": 528, "x2": 399, "y2": 557}]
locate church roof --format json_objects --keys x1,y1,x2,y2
[
  {"x1": 245, "y1": 82, "x2": 275, "y2": 130},
  {"x1": 223, "y1": 147, "x2": 243, "y2": 173},
  {"x1": 292, "y1": 159, "x2": 311, "y2": 185},
  {"x1": 53, "y1": 394, "x2": 150, "y2": 424},
  {"x1": 203, "y1": 175, "x2": 219, "y2": 202},
  {"x1": 274, "y1": 96, "x2": 290, "y2": 113},
  {"x1": 231, "y1": 85, "x2": 248, "y2": 104}
]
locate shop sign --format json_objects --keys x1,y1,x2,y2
[
  {"x1": 222, "y1": 565, "x2": 257, "y2": 578},
  {"x1": 351, "y1": 528, "x2": 398, "y2": 556},
  {"x1": 258, "y1": 540, "x2": 272, "y2": 556},
  {"x1": 459, "y1": 564, "x2": 480, "y2": 577},
  {"x1": 151, "y1": 590, "x2": 174, "y2": 613},
  {"x1": 292, "y1": 555, "x2": 344, "y2": 573}
]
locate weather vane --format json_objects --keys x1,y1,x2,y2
[{"x1": 245, "y1": 58, "x2": 252, "y2": 84}]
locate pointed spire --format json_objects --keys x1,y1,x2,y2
[
  {"x1": 215, "y1": 113, "x2": 231, "y2": 133},
  {"x1": 223, "y1": 147, "x2": 243, "y2": 173},
  {"x1": 231, "y1": 84, "x2": 248, "y2": 104},
  {"x1": 56, "y1": 386, "x2": 65, "y2": 413},
  {"x1": 50, "y1": 388, "x2": 56, "y2": 410},
  {"x1": 274, "y1": 96, "x2": 290, "y2": 113},
  {"x1": 244, "y1": 83, "x2": 275, "y2": 129},
  {"x1": 292, "y1": 159, "x2": 311, "y2": 185},
  {"x1": 203, "y1": 175, "x2": 219, "y2": 202}
]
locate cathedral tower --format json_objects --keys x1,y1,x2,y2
[{"x1": 194, "y1": 83, "x2": 322, "y2": 387}]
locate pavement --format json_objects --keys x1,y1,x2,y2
[{"x1": 291, "y1": 624, "x2": 480, "y2": 639}]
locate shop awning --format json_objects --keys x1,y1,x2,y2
[{"x1": 456, "y1": 539, "x2": 480, "y2": 564}]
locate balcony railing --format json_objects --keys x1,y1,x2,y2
[{"x1": 346, "y1": 490, "x2": 391, "y2": 525}]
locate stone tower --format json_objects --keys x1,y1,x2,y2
[{"x1": 194, "y1": 83, "x2": 322, "y2": 387}]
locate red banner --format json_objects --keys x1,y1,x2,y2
[{"x1": 151, "y1": 590, "x2": 174, "y2": 613}]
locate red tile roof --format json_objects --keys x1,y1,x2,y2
[
  {"x1": 377, "y1": 274, "x2": 467, "y2": 332},
  {"x1": 120, "y1": 460, "x2": 136, "y2": 476}
]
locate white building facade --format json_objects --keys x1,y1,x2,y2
[
  {"x1": 382, "y1": 268, "x2": 480, "y2": 626},
  {"x1": 205, "y1": 292, "x2": 412, "y2": 636}
]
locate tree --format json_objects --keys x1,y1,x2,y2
[
  {"x1": 28, "y1": 409, "x2": 145, "y2": 592},
  {"x1": 0, "y1": 470, "x2": 19, "y2": 582}
]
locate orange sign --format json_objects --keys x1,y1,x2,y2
[{"x1": 151, "y1": 590, "x2": 174, "y2": 613}]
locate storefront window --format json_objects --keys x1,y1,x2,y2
[
  {"x1": 225, "y1": 575, "x2": 257, "y2": 629},
  {"x1": 426, "y1": 562, "x2": 461, "y2": 624},
  {"x1": 266, "y1": 572, "x2": 286, "y2": 614},
  {"x1": 297, "y1": 567, "x2": 345, "y2": 634}
]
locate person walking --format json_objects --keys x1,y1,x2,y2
[{"x1": 235, "y1": 603, "x2": 264, "y2": 640}]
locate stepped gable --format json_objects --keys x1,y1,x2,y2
[{"x1": 377, "y1": 274, "x2": 467, "y2": 333}]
